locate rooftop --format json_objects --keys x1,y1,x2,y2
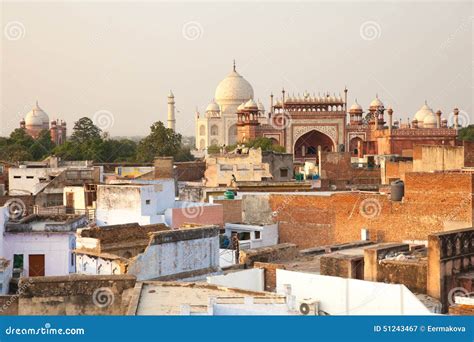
[{"x1": 129, "y1": 281, "x2": 286, "y2": 315}]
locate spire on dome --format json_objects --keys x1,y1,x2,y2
[{"x1": 233, "y1": 59, "x2": 236, "y2": 72}]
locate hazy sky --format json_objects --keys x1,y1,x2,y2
[{"x1": 1, "y1": 0, "x2": 472, "y2": 137}]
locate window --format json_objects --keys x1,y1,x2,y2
[
  {"x1": 199, "y1": 125, "x2": 206, "y2": 136},
  {"x1": 254, "y1": 231, "x2": 261, "y2": 240},
  {"x1": 280, "y1": 168, "x2": 288, "y2": 178},
  {"x1": 211, "y1": 125, "x2": 219, "y2": 136},
  {"x1": 145, "y1": 200, "x2": 151, "y2": 205},
  {"x1": 237, "y1": 232, "x2": 251, "y2": 241},
  {"x1": 26, "y1": 176, "x2": 34, "y2": 179},
  {"x1": 13, "y1": 254, "x2": 23, "y2": 269},
  {"x1": 0, "y1": 165, "x2": 4, "y2": 175},
  {"x1": 13, "y1": 176, "x2": 21, "y2": 179}
]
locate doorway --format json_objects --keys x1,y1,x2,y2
[{"x1": 28, "y1": 254, "x2": 45, "y2": 277}]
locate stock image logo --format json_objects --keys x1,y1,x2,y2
[
  {"x1": 271, "y1": 112, "x2": 292, "y2": 130},
  {"x1": 92, "y1": 110, "x2": 115, "y2": 131},
  {"x1": 181, "y1": 203, "x2": 204, "y2": 219},
  {"x1": 359, "y1": 198, "x2": 382, "y2": 219},
  {"x1": 182, "y1": 21, "x2": 203, "y2": 41},
  {"x1": 5, "y1": 198, "x2": 26, "y2": 220},
  {"x1": 447, "y1": 287, "x2": 473, "y2": 306},
  {"x1": 359, "y1": 21, "x2": 381, "y2": 41},
  {"x1": 4, "y1": 21, "x2": 26, "y2": 41},
  {"x1": 92, "y1": 287, "x2": 115, "y2": 308}
]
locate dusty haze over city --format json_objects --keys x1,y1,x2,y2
[{"x1": 1, "y1": 1, "x2": 472, "y2": 137}]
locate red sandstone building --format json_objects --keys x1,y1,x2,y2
[
  {"x1": 19, "y1": 101, "x2": 67, "y2": 145},
  {"x1": 236, "y1": 90, "x2": 459, "y2": 162}
]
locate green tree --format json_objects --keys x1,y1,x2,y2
[
  {"x1": 244, "y1": 137, "x2": 285, "y2": 153},
  {"x1": 70, "y1": 117, "x2": 102, "y2": 144},
  {"x1": 459, "y1": 125, "x2": 474, "y2": 141},
  {"x1": 207, "y1": 144, "x2": 221, "y2": 154},
  {"x1": 136, "y1": 121, "x2": 183, "y2": 162},
  {"x1": 0, "y1": 144, "x2": 32, "y2": 162},
  {"x1": 29, "y1": 130, "x2": 55, "y2": 160}
]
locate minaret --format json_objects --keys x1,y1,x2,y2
[{"x1": 167, "y1": 90, "x2": 176, "y2": 131}]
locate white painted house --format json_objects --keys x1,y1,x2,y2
[
  {"x1": 94, "y1": 179, "x2": 175, "y2": 226},
  {"x1": 0, "y1": 208, "x2": 88, "y2": 278},
  {"x1": 224, "y1": 222, "x2": 278, "y2": 250}
]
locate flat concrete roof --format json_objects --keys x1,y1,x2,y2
[{"x1": 133, "y1": 281, "x2": 285, "y2": 315}]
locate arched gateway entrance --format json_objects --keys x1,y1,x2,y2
[{"x1": 294, "y1": 130, "x2": 335, "y2": 161}]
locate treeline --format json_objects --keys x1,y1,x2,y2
[{"x1": 0, "y1": 117, "x2": 194, "y2": 163}]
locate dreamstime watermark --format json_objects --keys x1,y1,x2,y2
[
  {"x1": 182, "y1": 21, "x2": 203, "y2": 41},
  {"x1": 448, "y1": 109, "x2": 471, "y2": 128},
  {"x1": 181, "y1": 203, "x2": 204, "y2": 219},
  {"x1": 270, "y1": 111, "x2": 292, "y2": 131},
  {"x1": 4, "y1": 21, "x2": 26, "y2": 41},
  {"x1": 4, "y1": 198, "x2": 26, "y2": 220},
  {"x1": 92, "y1": 287, "x2": 115, "y2": 308},
  {"x1": 447, "y1": 287, "x2": 473, "y2": 306},
  {"x1": 0, "y1": 278, "x2": 34, "y2": 313},
  {"x1": 359, "y1": 21, "x2": 381, "y2": 41},
  {"x1": 92, "y1": 110, "x2": 115, "y2": 131},
  {"x1": 359, "y1": 198, "x2": 382, "y2": 219}
]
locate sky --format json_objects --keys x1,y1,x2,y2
[{"x1": 1, "y1": 0, "x2": 472, "y2": 137}]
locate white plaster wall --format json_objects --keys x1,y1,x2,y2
[
  {"x1": 63, "y1": 186, "x2": 86, "y2": 210},
  {"x1": 8, "y1": 168, "x2": 51, "y2": 195},
  {"x1": 276, "y1": 270, "x2": 432, "y2": 315},
  {"x1": 3, "y1": 233, "x2": 74, "y2": 276},
  {"x1": 224, "y1": 223, "x2": 278, "y2": 249},
  {"x1": 207, "y1": 268, "x2": 264, "y2": 292},
  {"x1": 76, "y1": 254, "x2": 121, "y2": 275},
  {"x1": 0, "y1": 260, "x2": 12, "y2": 295},
  {"x1": 128, "y1": 236, "x2": 219, "y2": 281},
  {"x1": 219, "y1": 249, "x2": 236, "y2": 268}
]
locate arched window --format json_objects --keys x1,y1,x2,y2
[
  {"x1": 211, "y1": 125, "x2": 219, "y2": 136},
  {"x1": 211, "y1": 139, "x2": 219, "y2": 146},
  {"x1": 199, "y1": 125, "x2": 206, "y2": 136},
  {"x1": 199, "y1": 139, "x2": 205, "y2": 149}
]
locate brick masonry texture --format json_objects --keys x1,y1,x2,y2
[{"x1": 269, "y1": 172, "x2": 473, "y2": 249}]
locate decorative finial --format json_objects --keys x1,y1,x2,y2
[
  {"x1": 424, "y1": 99, "x2": 427, "y2": 105},
  {"x1": 233, "y1": 59, "x2": 236, "y2": 72}
]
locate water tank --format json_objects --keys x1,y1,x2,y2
[
  {"x1": 391, "y1": 180, "x2": 404, "y2": 201},
  {"x1": 224, "y1": 190, "x2": 235, "y2": 200}
]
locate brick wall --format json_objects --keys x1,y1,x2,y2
[
  {"x1": 253, "y1": 262, "x2": 286, "y2": 292},
  {"x1": 266, "y1": 172, "x2": 473, "y2": 249},
  {"x1": 239, "y1": 243, "x2": 298, "y2": 267},
  {"x1": 464, "y1": 141, "x2": 474, "y2": 167},
  {"x1": 212, "y1": 199, "x2": 242, "y2": 223},
  {"x1": 377, "y1": 260, "x2": 427, "y2": 294},
  {"x1": 320, "y1": 254, "x2": 364, "y2": 279},
  {"x1": 174, "y1": 161, "x2": 205, "y2": 181}
]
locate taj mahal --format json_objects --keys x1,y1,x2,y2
[{"x1": 192, "y1": 62, "x2": 460, "y2": 162}]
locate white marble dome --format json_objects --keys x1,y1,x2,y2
[
  {"x1": 244, "y1": 98, "x2": 258, "y2": 110},
  {"x1": 350, "y1": 100, "x2": 363, "y2": 111},
  {"x1": 25, "y1": 101, "x2": 49, "y2": 127},
  {"x1": 423, "y1": 112, "x2": 437, "y2": 128},
  {"x1": 414, "y1": 102, "x2": 434, "y2": 122},
  {"x1": 370, "y1": 96, "x2": 384, "y2": 108},
  {"x1": 215, "y1": 67, "x2": 254, "y2": 105},
  {"x1": 206, "y1": 100, "x2": 220, "y2": 112}
]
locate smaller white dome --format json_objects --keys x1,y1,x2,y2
[
  {"x1": 350, "y1": 100, "x2": 363, "y2": 111},
  {"x1": 414, "y1": 101, "x2": 434, "y2": 122},
  {"x1": 244, "y1": 98, "x2": 258, "y2": 110},
  {"x1": 206, "y1": 100, "x2": 220, "y2": 112},
  {"x1": 370, "y1": 95, "x2": 384, "y2": 108},
  {"x1": 423, "y1": 112, "x2": 437, "y2": 128},
  {"x1": 237, "y1": 102, "x2": 246, "y2": 111},
  {"x1": 257, "y1": 100, "x2": 265, "y2": 112}
]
